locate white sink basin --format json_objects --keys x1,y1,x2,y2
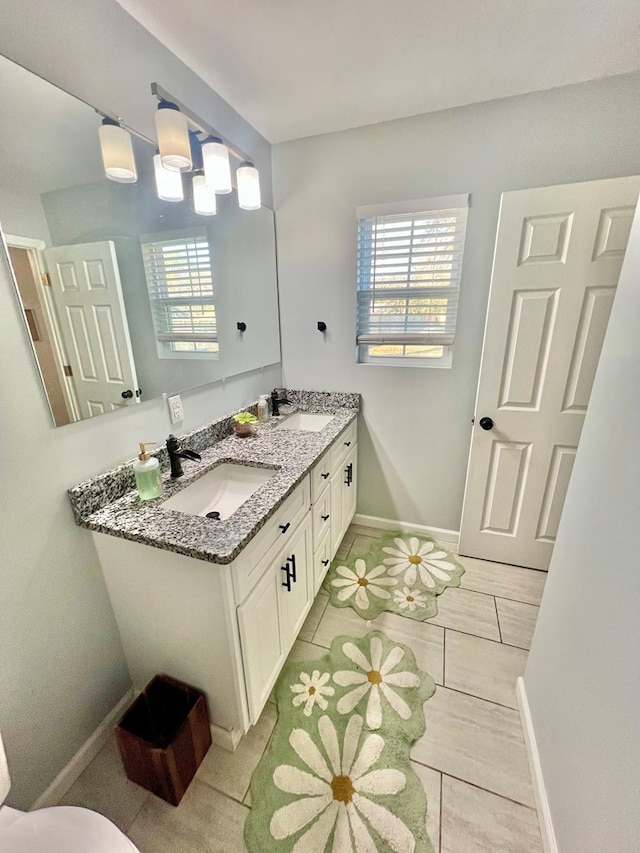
[
  {"x1": 274, "y1": 413, "x2": 335, "y2": 432},
  {"x1": 162, "y1": 463, "x2": 278, "y2": 520}
]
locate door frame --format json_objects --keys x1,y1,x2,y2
[{"x1": 4, "y1": 232, "x2": 80, "y2": 422}]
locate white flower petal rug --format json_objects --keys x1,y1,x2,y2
[
  {"x1": 244, "y1": 630, "x2": 436, "y2": 852},
  {"x1": 324, "y1": 532, "x2": 465, "y2": 622}
]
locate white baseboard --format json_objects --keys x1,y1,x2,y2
[
  {"x1": 516, "y1": 677, "x2": 558, "y2": 853},
  {"x1": 31, "y1": 690, "x2": 133, "y2": 810},
  {"x1": 353, "y1": 513, "x2": 460, "y2": 548},
  {"x1": 210, "y1": 722, "x2": 243, "y2": 752}
]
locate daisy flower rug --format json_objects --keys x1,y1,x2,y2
[
  {"x1": 324, "y1": 532, "x2": 465, "y2": 622},
  {"x1": 244, "y1": 630, "x2": 436, "y2": 852}
]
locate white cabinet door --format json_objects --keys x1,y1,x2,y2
[
  {"x1": 329, "y1": 441, "x2": 358, "y2": 559},
  {"x1": 279, "y1": 517, "x2": 313, "y2": 648},
  {"x1": 312, "y1": 487, "x2": 332, "y2": 550},
  {"x1": 330, "y1": 468, "x2": 344, "y2": 559},
  {"x1": 342, "y1": 445, "x2": 358, "y2": 532},
  {"x1": 237, "y1": 514, "x2": 313, "y2": 724},
  {"x1": 237, "y1": 562, "x2": 285, "y2": 723},
  {"x1": 314, "y1": 530, "x2": 332, "y2": 595}
]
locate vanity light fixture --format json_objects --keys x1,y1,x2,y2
[
  {"x1": 98, "y1": 117, "x2": 137, "y2": 184},
  {"x1": 155, "y1": 100, "x2": 192, "y2": 172},
  {"x1": 202, "y1": 136, "x2": 232, "y2": 194},
  {"x1": 153, "y1": 152, "x2": 183, "y2": 202},
  {"x1": 236, "y1": 161, "x2": 261, "y2": 210},
  {"x1": 192, "y1": 172, "x2": 217, "y2": 216}
]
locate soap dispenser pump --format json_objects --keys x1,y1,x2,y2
[{"x1": 133, "y1": 442, "x2": 163, "y2": 501}]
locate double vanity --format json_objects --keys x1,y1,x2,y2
[{"x1": 69, "y1": 391, "x2": 359, "y2": 749}]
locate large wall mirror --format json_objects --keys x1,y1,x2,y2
[{"x1": 0, "y1": 54, "x2": 280, "y2": 427}]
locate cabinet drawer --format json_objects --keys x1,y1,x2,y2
[
  {"x1": 232, "y1": 476, "x2": 311, "y2": 602},
  {"x1": 313, "y1": 529, "x2": 332, "y2": 595},
  {"x1": 311, "y1": 450, "x2": 331, "y2": 501},
  {"x1": 330, "y1": 420, "x2": 357, "y2": 470},
  {"x1": 312, "y1": 487, "x2": 331, "y2": 548}
]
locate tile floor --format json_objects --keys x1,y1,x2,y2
[{"x1": 58, "y1": 524, "x2": 546, "y2": 852}]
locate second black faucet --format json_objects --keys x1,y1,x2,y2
[
  {"x1": 271, "y1": 388, "x2": 292, "y2": 417},
  {"x1": 166, "y1": 434, "x2": 202, "y2": 479}
]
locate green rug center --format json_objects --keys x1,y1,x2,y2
[
  {"x1": 331, "y1": 774, "x2": 356, "y2": 804},
  {"x1": 357, "y1": 577, "x2": 369, "y2": 586},
  {"x1": 409, "y1": 555, "x2": 422, "y2": 565}
]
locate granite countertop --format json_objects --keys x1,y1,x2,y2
[{"x1": 71, "y1": 396, "x2": 358, "y2": 565}]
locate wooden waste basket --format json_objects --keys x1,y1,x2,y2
[{"x1": 116, "y1": 674, "x2": 212, "y2": 806}]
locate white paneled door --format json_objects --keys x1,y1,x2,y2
[
  {"x1": 44, "y1": 241, "x2": 139, "y2": 419},
  {"x1": 459, "y1": 176, "x2": 639, "y2": 569}
]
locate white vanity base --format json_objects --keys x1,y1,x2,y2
[{"x1": 91, "y1": 420, "x2": 358, "y2": 749}]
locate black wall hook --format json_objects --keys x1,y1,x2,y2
[
  {"x1": 237, "y1": 321, "x2": 247, "y2": 332},
  {"x1": 317, "y1": 321, "x2": 327, "y2": 332}
]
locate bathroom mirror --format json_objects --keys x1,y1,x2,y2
[{"x1": 0, "y1": 54, "x2": 280, "y2": 427}]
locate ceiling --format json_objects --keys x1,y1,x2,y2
[{"x1": 116, "y1": 0, "x2": 640, "y2": 144}]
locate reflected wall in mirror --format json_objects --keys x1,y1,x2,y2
[{"x1": 0, "y1": 54, "x2": 280, "y2": 427}]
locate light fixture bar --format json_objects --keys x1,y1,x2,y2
[{"x1": 94, "y1": 110, "x2": 153, "y2": 145}]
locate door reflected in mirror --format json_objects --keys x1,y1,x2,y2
[{"x1": 0, "y1": 54, "x2": 280, "y2": 427}]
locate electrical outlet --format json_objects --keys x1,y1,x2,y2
[{"x1": 168, "y1": 394, "x2": 183, "y2": 424}]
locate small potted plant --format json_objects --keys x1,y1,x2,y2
[{"x1": 233, "y1": 411, "x2": 257, "y2": 437}]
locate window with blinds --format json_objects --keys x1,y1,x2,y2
[
  {"x1": 140, "y1": 232, "x2": 218, "y2": 357},
  {"x1": 356, "y1": 194, "x2": 469, "y2": 367}
]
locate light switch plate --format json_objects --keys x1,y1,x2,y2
[{"x1": 168, "y1": 394, "x2": 183, "y2": 424}]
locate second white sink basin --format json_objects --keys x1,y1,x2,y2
[
  {"x1": 162, "y1": 463, "x2": 278, "y2": 520},
  {"x1": 274, "y1": 413, "x2": 335, "y2": 432}
]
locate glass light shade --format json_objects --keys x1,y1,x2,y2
[
  {"x1": 237, "y1": 162, "x2": 261, "y2": 210},
  {"x1": 155, "y1": 103, "x2": 192, "y2": 172},
  {"x1": 202, "y1": 137, "x2": 232, "y2": 194},
  {"x1": 192, "y1": 174, "x2": 217, "y2": 215},
  {"x1": 153, "y1": 154, "x2": 183, "y2": 202},
  {"x1": 98, "y1": 121, "x2": 137, "y2": 183}
]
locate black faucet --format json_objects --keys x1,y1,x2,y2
[
  {"x1": 271, "y1": 388, "x2": 292, "y2": 417},
  {"x1": 166, "y1": 434, "x2": 202, "y2": 479}
]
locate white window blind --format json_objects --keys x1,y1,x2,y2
[
  {"x1": 140, "y1": 232, "x2": 218, "y2": 355},
  {"x1": 356, "y1": 195, "x2": 468, "y2": 364}
]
